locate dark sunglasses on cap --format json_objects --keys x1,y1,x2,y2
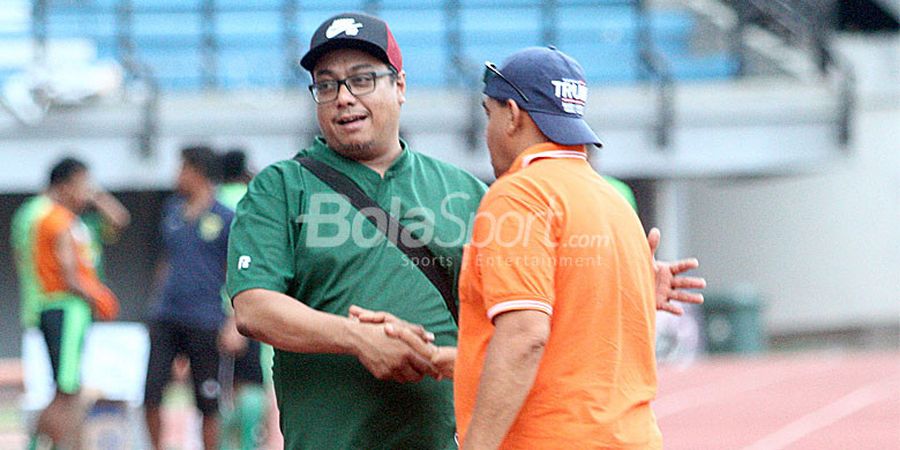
[{"x1": 483, "y1": 61, "x2": 530, "y2": 103}]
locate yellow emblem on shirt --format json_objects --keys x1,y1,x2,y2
[{"x1": 199, "y1": 213, "x2": 224, "y2": 242}]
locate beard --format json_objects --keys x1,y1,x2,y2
[{"x1": 330, "y1": 140, "x2": 383, "y2": 162}]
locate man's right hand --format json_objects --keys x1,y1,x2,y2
[
  {"x1": 348, "y1": 305, "x2": 435, "y2": 343},
  {"x1": 350, "y1": 321, "x2": 440, "y2": 383},
  {"x1": 85, "y1": 282, "x2": 119, "y2": 321},
  {"x1": 383, "y1": 324, "x2": 457, "y2": 381}
]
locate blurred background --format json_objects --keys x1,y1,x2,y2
[{"x1": 0, "y1": 0, "x2": 897, "y2": 449}]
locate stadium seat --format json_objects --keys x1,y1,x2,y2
[
  {"x1": 219, "y1": 47, "x2": 287, "y2": 88},
  {"x1": 664, "y1": 52, "x2": 740, "y2": 80},
  {"x1": 135, "y1": 45, "x2": 204, "y2": 90},
  {"x1": 129, "y1": 0, "x2": 203, "y2": 8},
  {"x1": 217, "y1": 11, "x2": 282, "y2": 46},
  {"x1": 31, "y1": 0, "x2": 735, "y2": 91}
]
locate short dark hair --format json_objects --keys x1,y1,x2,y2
[
  {"x1": 221, "y1": 148, "x2": 250, "y2": 182},
  {"x1": 49, "y1": 157, "x2": 88, "y2": 186},
  {"x1": 181, "y1": 145, "x2": 220, "y2": 181}
]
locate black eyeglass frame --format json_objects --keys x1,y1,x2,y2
[
  {"x1": 308, "y1": 69, "x2": 397, "y2": 104},
  {"x1": 483, "y1": 61, "x2": 530, "y2": 103}
]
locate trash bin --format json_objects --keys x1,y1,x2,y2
[{"x1": 702, "y1": 287, "x2": 765, "y2": 354}]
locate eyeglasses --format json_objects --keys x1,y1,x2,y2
[
  {"x1": 483, "y1": 61, "x2": 530, "y2": 103},
  {"x1": 308, "y1": 70, "x2": 397, "y2": 104}
]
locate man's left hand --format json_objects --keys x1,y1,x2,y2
[
  {"x1": 648, "y1": 227, "x2": 706, "y2": 316},
  {"x1": 219, "y1": 317, "x2": 249, "y2": 355}
]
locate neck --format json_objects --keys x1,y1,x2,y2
[
  {"x1": 185, "y1": 184, "x2": 214, "y2": 214},
  {"x1": 46, "y1": 189, "x2": 72, "y2": 212},
  {"x1": 506, "y1": 135, "x2": 549, "y2": 167},
  {"x1": 359, "y1": 143, "x2": 403, "y2": 177}
]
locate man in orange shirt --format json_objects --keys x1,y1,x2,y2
[
  {"x1": 353, "y1": 46, "x2": 704, "y2": 449},
  {"x1": 452, "y1": 46, "x2": 664, "y2": 449},
  {"x1": 25, "y1": 157, "x2": 119, "y2": 449}
]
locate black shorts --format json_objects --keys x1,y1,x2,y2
[
  {"x1": 233, "y1": 339, "x2": 263, "y2": 385},
  {"x1": 39, "y1": 301, "x2": 92, "y2": 394},
  {"x1": 144, "y1": 320, "x2": 221, "y2": 416}
]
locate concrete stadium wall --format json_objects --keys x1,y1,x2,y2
[{"x1": 682, "y1": 35, "x2": 900, "y2": 335}]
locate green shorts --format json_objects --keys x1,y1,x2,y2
[{"x1": 38, "y1": 298, "x2": 91, "y2": 394}]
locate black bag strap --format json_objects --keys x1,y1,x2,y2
[{"x1": 294, "y1": 156, "x2": 459, "y2": 325}]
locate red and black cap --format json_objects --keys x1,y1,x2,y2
[{"x1": 300, "y1": 12, "x2": 403, "y2": 73}]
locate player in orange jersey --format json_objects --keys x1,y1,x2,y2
[{"x1": 27, "y1": 157, "x2": 120, "y2": 449}]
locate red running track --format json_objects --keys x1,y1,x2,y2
[
  {"x1": 3, "y1": 351, "x2": 897, "y2": 449},
  {"x1": 656, "y1": 351, "x2": 900, "y2": 450}
]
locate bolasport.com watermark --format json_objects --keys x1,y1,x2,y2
[
  {"x1": 473, "y1": 253, "x2": 606, "y2": 269},
  {"x1": 295, "y1": 192, "x2": 615, "y2": 251}
]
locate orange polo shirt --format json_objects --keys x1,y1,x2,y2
[
  {"x1": 454, "y1": 143, "x2": 661, "y2": 449},
  {"x1": 34, "y1": 202, "x2": 118, "y2": 319}
]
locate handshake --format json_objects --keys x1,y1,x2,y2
[{"x1": 347, "y1": 305, "x2": 456, "y2": 383}]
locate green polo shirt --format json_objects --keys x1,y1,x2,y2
[{"x1": 226, "y1": 137, "x2": 486, "y2": 450}]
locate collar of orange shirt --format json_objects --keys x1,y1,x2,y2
[{"x1": 505, "y1": 142, "x2": 587, "y2": 175}]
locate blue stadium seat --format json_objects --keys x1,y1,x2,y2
[
  {"x1": 401, "y1": 44, "x2": 450, "y2": 86},
  {"x1": 647, "y1": 10, "x2": 694, "y2": 44},
  {"x1": 214, "y1": 0, "x2": 284, "y2": 8},
  {"x1": 136, "y1": 45, "x2": 204, "y2": 90},
  {"x1": 95, "y1": 38, "x2": 119, "y2": 60},
  {"x1": 556, "y1": 5, "x2": 637, "y2": 36},
  {"x1": 379, "y1": 0, "x2": 443, "y2": 8},
  {"x1": 458, "y1": 0, "x2": 538, "y2": 6},
  {"x1": 383, "y1": 8, "x2": 446, "y2": 47},
  {"x1": 217, "y1": 11, "x2": 282, "y2": 46},
  {"x1": 46, "y1": 12, "x2": 117, "y2": 40},
  {"x1": 132, "y1": 12, "x2": 203, "y2": 41},
  {"x1": 128, "y1": 0, "x2": 203, "y2": 8},
  {"x1": 460, "y1": 7, "x2": 542, "y2": 43},
  {"x1": 35, "y1": 0, "x2": 733, "y2": 91},
  {"x1": 219, "y1": 47, "x2": 286, "y2": 88},
  {"x1": 554, "y1": 41, "x2": 641, "y2": 83},
  {"x1": 664, "y1": 52, "x2": 739, "y2": 80},
  {"x1": 298, "y1": 0, "x2": 369, "y2": 15}
]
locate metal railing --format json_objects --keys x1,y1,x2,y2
[
  {"x1": 637, "y1": 0, "x2": 674, "y2": 149},
  {"x1": 730, "y1": 0, "x2": 855, "y2": 146}
]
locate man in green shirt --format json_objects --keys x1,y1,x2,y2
[{"x1": 227, "y1": 12, "x2": 485, "y2": 449}]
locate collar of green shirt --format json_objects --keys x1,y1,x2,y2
[{"x1": 306, "y1": 137, "x2": 413, "y2": 184}]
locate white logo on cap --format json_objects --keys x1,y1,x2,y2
[
  {"x1": 550, "y1": 79, "x2": 587, "y2": 115},
  {"x1": 326, "y1": 18, "x2": 363, "y2": 39}
]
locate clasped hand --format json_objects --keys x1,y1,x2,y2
[{"x1": 349, "y1": 305, "x2": 455, "y2": 382}]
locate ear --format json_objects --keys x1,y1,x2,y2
[
  {"x1": 505, "y1": 99, "x2": 522, "y2": 136},
  {"x1": 395, "y1": 70, "x2": 407, "y2": 105}
]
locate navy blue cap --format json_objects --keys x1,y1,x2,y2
[{"x1": 483, "y1": 46, "x2": 602, "y2": 147}]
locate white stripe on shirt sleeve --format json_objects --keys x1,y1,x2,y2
[{"x1": 486, "y1": 300, "x2": 553, "y2": 321}]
